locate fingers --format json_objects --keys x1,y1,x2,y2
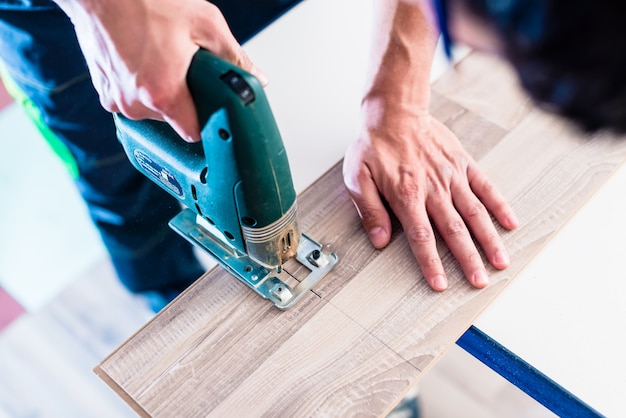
[
  {"x1": 452, "y1": 193, "x2": 509, "y2": 272},
  {"x1": 402, "y1": 210, "x2": 449, "y2": 291},
  {"x1": 238, "y1": 50, "x2": 270, "y2": 87},
  {"x1": 451, "y1": 172, "x2": 512, "y2": 273},
  {"x1": 429, "y1": 198, "x2": 491, "y2": 289},
  {"x1": 161, "y1": 87, "x2": 201, "y2": 142},
  {"x1": 394, "y1": 190, "x2": 492, "y2": 291},
  {"x1": 424, "y1": 175, "x2": 516, "y2": 289},
  {"x1": 386, "y1": 164, "x2": 515, "y2": 291},
  {"x1": 128, "y1": 65, "x2": 202, "y2": 142},
  {"x1": 194, "y1": 2, "x2": 269, "y2": 86},
  {"x1": 468, "y1": 163, "x2": 519, "y2": 231}
]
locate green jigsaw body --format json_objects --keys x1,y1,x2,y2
[
  {"x1": 115, "y1": 50, "x2": 297, "y2": 260},
  {"x1": 114, "y1": 49, "x2": 337, "y2": 309}
]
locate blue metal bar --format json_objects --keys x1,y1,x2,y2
[{"x1": 457, "y1": 326, "x2": 604, "y2": 418}]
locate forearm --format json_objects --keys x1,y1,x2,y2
[{"x1": 364, "y1": 0, "x2": 439, "y2": 117}]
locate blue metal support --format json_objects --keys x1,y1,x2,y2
[{"x1": 457, "y1": 326, "x2": 604, "y2": 418}]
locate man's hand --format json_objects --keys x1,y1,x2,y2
[
  {"x1": 344, "y1": 101, "x2": 518, "y2": 291},
  {"x1": 54, "y1": 0, "x2": 268, "y2": 142},
  {"x1": 343, "y1": 0, "x2": 518, "y2": 290}
]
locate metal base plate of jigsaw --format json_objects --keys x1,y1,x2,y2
[{"x1": 169, "y1": 209, "x2": 338, "y2": 309}]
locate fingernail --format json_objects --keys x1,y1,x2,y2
[
  {"x1": 252, "y1": 66, "x2": 269, "y2": 86},
  {"x1": 368, "y1": 227, "x2": 387, "y2": 248},
  {"x1": 472, "y1": 270, "x2": 489, "y2": 288},
  {"x1": 494, "y1": 249, "x2": 509, "y2": 267},
  {"x1": 433, "y1": 275, "x2": 448, "y2": 291},
  {"x1": 506, "y1": 214, "x2": 519, "y2": 229}
]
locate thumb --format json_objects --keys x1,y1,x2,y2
[{"x1": 344, "y1": 171, "x2": 392, "y2": 249}]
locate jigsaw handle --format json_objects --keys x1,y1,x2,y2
[{"x1": 115, "y1": 49, "x2": 299, "y2": 266}]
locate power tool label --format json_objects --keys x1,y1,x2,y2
[{"x1": 133, "y1": 150, "x2": 184, "y2": 198}]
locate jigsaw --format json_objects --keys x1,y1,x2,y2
[{"x1": 114, "y1": 49, "x2": 337, "y2": 309}]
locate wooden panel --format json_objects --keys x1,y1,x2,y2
[
  {"x1": 94, "y1": 52, "x2": 626, "y2": 417},
  {"x1": 432, "y1": 53, "x2": 533, "y2": 131}
]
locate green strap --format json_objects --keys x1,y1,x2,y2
[{"x1": 0, "y1": 62, "x2": 80, "y2": 179}]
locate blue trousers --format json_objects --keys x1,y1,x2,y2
[{"x1": 0, "y1": 0, "x2": 298, "y2": 305}]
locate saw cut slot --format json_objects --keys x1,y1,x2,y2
[
  {"x1": 191, "y1": 185, "x2": 198, "y2": 201},
  {"x1": 194, "y1": 203, "x2": 203, "y2": 217},
  {"x1": 272, "y1": 268, "x2": 301, "y2": 293},
  {"x1": 281, "y1": 257, "x2": 310, "y2": 284}
]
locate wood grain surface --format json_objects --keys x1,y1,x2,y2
[{"x1": 94, "y1": 52, "x2": 626, "y2": 417}]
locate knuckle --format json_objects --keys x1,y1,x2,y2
[
  {"x1": 478, "y1": 179, "x2": 494, "y2": 192},
  {"x1": 466, "y1": 251, "x2": 483, "y2": 265},
  {"x1": 116, "y1": 101, "x2": 143, "y2": 120},
  {"x1": 353, "y1": 200, "x2": 386, "y2": 227},
  {"x1": 417, "y1": 253, "x2": 443, "y2": 275},
  {"x1": 98, "y1": 96, "x2": 115, "y2": 112},
  {"x1": 342, "y1": 163, "x2": 370, "y2": 195},
  {"x1": 352, "y1": 168, "x2": 373, "y2": 190},
  {"x1": 406, "y1": 225, "x2": 434, "y2": 244},
  {"x1": 360, "y1": 207, "x2": 382, "y2": 225},
  {"x1": 396, "y1": 170, "x2": 422, "y2": 208},
  {"x1": 144, "y1": 88, "x2": 171, "y2": 113},
  {"x1": 483, "y1": 231, "x2": 502, "y2": 252},
  {"x1": 465, "y1": 200, "x2": 486, "y2": 220},
  {"x1": 342, "y1": 173, "x2": 359, "y2": 195},
  {"x1": 135, "y1": 74, "x2": 175, "y2": 113},
  {"x1": 444, "y1": 219, "x2": 466, "y2": 237},
  {"x1": 481, "y1": 179, "x2": 496, "y2": 194},
  {"x1": 422, "y1": 254, "x2": 442, "y2": 269},
  {"x1": 472, "y1": 174, "x2": 494, "y2": 194}
]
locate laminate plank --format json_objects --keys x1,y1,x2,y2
[
  {"x1": 200, "y1": 303, "x2": 415, "y2": 417},
  {"x1": 97, "y1": 269, "x2": 324, "y2": 415},
  {"x1": 429, "y1": 90, "x2": 508, "y2": 162},
  {"x1": 95, "y1": 52, "x2": 626, "y2": 417},
  {"x1": 432, "y1": 53, "x2": 533, "y2": 131}
]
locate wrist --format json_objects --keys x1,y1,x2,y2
[{"x1": 360, "y1": 93, "x2": 432, "y2": 135}]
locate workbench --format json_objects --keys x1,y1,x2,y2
[{"x1": 95, "y1": 1, "x2": 626, "y2": 416}]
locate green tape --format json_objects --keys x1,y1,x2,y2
[{"x1": 0, "y1": 61, "x2": 79, "y2": 179}]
